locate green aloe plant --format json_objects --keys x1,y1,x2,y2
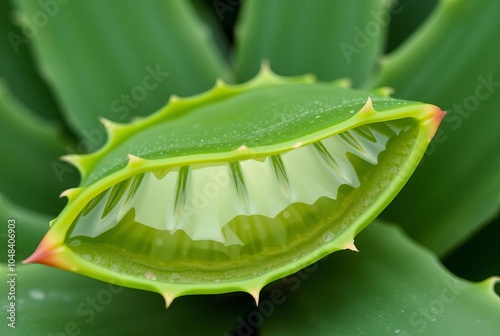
[{"x1": 1, "y1": 0, "x2": 499, "y2": 335}]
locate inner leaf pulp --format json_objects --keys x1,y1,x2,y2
[{"x1": 66, "y1": 119, "x2": 418, "y2": 283}]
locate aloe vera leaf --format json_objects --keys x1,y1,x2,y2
[
  {"x1": 0, "y1": 0, "x2": 61, "y2": 121},
  {"x1": 189, "y1": 0, "x2": 232, "y2": 60},
  {"x1": 0, "y1": 87, "x2": 78, "y2": 216},
  {"x1": 373, "y1": 0, "x2": 500, "y2": 255},
  {"x1": 0, "y1": 264, "x2": 251, "y2": 335},
  {"x1": 385, "y1": 0, "x2": 437, "y2": 52},
  {"x1": 444, "y1": 216, "x2": 500, "y2": 284},
  {"x1": 233, "y1": 0, "x2": 388, "y2": 85},
  {"x1": 25, "y1": 70, "x2": 444, "y2": 303},
  {"x1": 14, "y1": 0, "x2": 232, "y2": 151},
  {"x1": 260, "y1": 221, "x2": 500, "y2": 336},
  {"x1": 0, "y1": 195, "x2": 50, "y2": 262}
]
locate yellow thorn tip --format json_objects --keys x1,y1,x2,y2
[
  {"x1": 344, "y1": 241, "x2": 359, "y2": 252},
  {"x1": 237, "y1": 145, "x2": 248, "y2": 152},
  {"x1": 359, "y1": 97, "x2": 375, "y2": 115},
  {"x1": 99, "y1": 117, "x2": 114, "y2": 129},
  {"x1": 164, "y1": 293, "x2": 175, "y2": 309},
  {"x1": 249, "y1": 289, "x2": 260, "y2": 306},
  {"x1": 127, "y1": 154, "x2": 141, "y2": 164}
]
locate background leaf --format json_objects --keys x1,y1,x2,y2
[
  {"x1": 384, "y1": 0, "x2": 437, "y2": 53},
  {"x1": 0, "y1": 264, "x2": 254, "y2": 336},
  {"x1": 15, "y1": 0, "x2": 232, "y2": 150},
  {"x1": 375, "y1": 0, "x2": 500, "y2": 255},
  {"x1": 260, "y1": 222, "x2": 500, "y2": 336},
  {"x1": 0, "y1": 88, "x2": 78, "y2": 216},
  {"x1": 234, "y1": 0, "x2": 389, "y2": 86},
  {"x1": 444, "y1": 216, "x2": 500, "y2": 284},
  {"x1": 0, "y1": 0, "x2": 61, "y2": 121}
]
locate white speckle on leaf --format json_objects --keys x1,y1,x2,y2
[
  {"x1": 29, "y1": 289, "x2": 46, "y2": 301},
  {"x1": 322, "y1": 231, "x2": 335, "y2": 243},
  {"x1": 145, "y1": 272, "x2": 157, "y2": 280}
]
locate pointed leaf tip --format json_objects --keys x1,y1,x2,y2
[
  {"x1": 260, "y1": 59, "x2": 272, "y2": 74},
  {"x1": 344, "y1": 241, "x2": 359, "y2": 252},
  {"x1": 23, "y1": 237, "x2": 75, "y2": 271},
  {"x1": 99, "y1": 116, "x2": 116, "y2": 130},
  {"x1": 59, "y1": 189, "x2": 72, "y2": 199},
  {"x1": 249, "y1": 289, "x2": 260, "y2": 306},
  {"x1": 127, "y1": 154, "x2": 142, "y2": 165},
  {"x1": 360, "y1": 97, "x2": 375, "y2": 115},
  {"x1": 59, "y1": 188, "x2": 82, "y2": 201},
  {"x1": 425, "y1": 106, "x2": 446, "y2": 140},
  {"x1": 236, "y1": 145, "x2": 248, "y2": 153},
  {"x1": 60, "y1": 154, "x2": 81, "y2": 167},
  {"x1": 163, "y1": 293, "x2": 175, "y2": 309},
  {"x1": 332, "y1": 78, "x2": 352, "y2": 89},
  {"x1": 215, "y1": 78, "x2": 225, "y2": 87},
  {"x1": 372, "y1": 87, "x2": 394, "y2": 97}
]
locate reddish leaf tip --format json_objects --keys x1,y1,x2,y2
[
  {"x1": 23, "y1": 237, "x2": 75, "y2": 271},
  {"x1": 426, "y1": 106, "x2": 446, "y2": 140}
]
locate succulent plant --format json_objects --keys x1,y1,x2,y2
[
  {"x1": 1, "y1": 0, "x2": 499, "y2": 335},
  {"x1": 24, "y1": 67, "x2": 445, "y2": 305}
]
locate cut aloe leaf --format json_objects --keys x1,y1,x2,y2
[{"x1": 25, "y1": 69, "x2": 444, "y2": 306}]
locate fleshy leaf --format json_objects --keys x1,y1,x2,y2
[
  {"x1": 375, "y1": 0, "x2": 500, "y2": 255},
  {"x1": 233, "y1": 0, "x2": 389, "y2": 86},
  {"x1": 0, "y1": 0, "x2": 61, "y2": 121},
  {"x1": 385, "y1": 0, "x2": 437, "y2": 53},
  {"x1": 15, "y1": 0, "x2": 232, "y2": 150},
  {"x1": 25, "y1": 70, "x2": 444, "y2": 302},
  {"x1": 444, "y1": 216, "x2": 500, "y2": 284},
  {"x1": 0, "y1": 264, "x2": 251, "y2": 335},
  {"x1": 260, "y1": 221, "x2": 500, "y2": 336},
  {"x1": 0, "y1": 87, "x2": 78, "y2": 216}
]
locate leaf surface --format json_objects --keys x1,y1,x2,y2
[
  {"x1": 234, "y1": 0, "x2": 388, "y2": 86},
  {"x1": 0, "y1": 195, "x2": 50, "y2": 262},
  {"x1": 0, "y1": 264, "x2": 252, "y2": 335},
  {"x1": 15, "y1": 0, "x2": 231, "y2": 150},
  {"x1": 0, "y1": 88, "x2": 78, "y2": 216},
  {"x1": 260, "y1": 222, "x2": 500, "y2": 336},
  {"x1": 0, "y1": 0, "x2": 61, "y2": 121},
  {"x1": 375, "y1": 0, "x2": 500, "y2": 255}
]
